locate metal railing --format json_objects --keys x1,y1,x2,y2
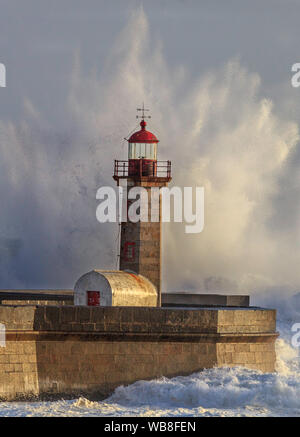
[{"x1": 114, "y1": 160, "x2": 171, "y2": 178}]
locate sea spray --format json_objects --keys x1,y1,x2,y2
[{"x1": 0, "y1": 9, "x2": 299, "y2": 295}]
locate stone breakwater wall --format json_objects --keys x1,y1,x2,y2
[
  {"x1": 0, "y1": 305, "x2": 278, "y2": 400},
  {"x1": 0, "y1": 290, "x2": 73, "y2": 306}
]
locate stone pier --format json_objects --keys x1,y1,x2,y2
[{"x1": 0, "y1": 305, "x2": 278, "y2": 401}]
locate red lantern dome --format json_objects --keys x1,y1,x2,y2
[
  {"x1": 113, "y1": 108, "x2": 171, "y2": 181},
  {"x1": 128, "y1": 120, "x2": 159, "y2": 143}
]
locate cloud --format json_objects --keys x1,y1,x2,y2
[{"x1": 160, "y1": 58, "x2": 300, "y2": 293}]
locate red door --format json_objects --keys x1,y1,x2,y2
[{"x1": 87, "y1": 291, "x2": 100, "y2": 306}]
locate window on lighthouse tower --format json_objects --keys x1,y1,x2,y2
[{"x1": 128, "y1": 143, "x2": 157, "y2": 160}]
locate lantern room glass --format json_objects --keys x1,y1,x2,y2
[{"x1": 128, "y1": 143, "x2": 157, "y2": 160}]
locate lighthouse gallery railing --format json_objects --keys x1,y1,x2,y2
[{"x1": 114, "y1": 160, "x2": 171, "y2": 178}]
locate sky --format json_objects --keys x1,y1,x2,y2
[
  {"x1": 0, "y1": 0, "x2": 300, "y2": 295},
  {"x1": 1, "y1": 0, "x2": 300, "y2": 121}
]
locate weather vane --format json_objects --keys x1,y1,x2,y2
[{"x1": 136, "y1": 103, "x2": 151, "y2": 120}]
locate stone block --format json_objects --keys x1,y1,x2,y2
[
  {"x1": 44, "y1": 306, "x2": 61, "y2": 325},
  {"x1": 60, "y1": 306, "x2": 76, "y2": 324},
  {"x1": 76, "y1": 307, "x2": 91, "y2": 323}
]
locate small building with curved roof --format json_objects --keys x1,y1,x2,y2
[{"x1": 74, "y1": 269, "x2": 158, "y2": 307}]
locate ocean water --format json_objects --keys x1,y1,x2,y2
[{"x1": 1, "y1": 294, "x2": 300, "y2": 417}]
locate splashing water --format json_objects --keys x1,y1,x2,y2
[{"x1": 0, "y1": 8, "x2": 299, "y2": 295}]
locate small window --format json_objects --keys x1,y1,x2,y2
[{"x1": 124, "y1": 241, "x2": 135, "y2": 261}]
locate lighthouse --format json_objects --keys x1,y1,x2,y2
[{"x1": 113, "y1": 107, "x2": 171, "y2": 306}]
